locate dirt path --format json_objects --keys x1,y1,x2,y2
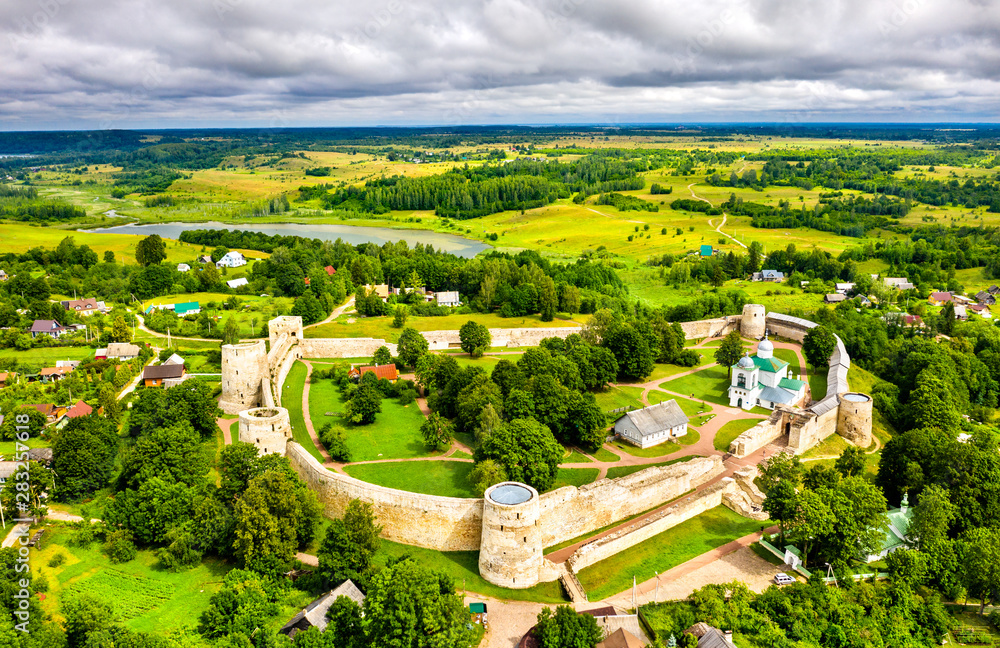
[
  {"x1": 299, "y1": 360, "x2": 335, "y2": 466},
  {"x1": 217, "y1": 417, "x2": 236, "y2": 445},
  {"x1": 687, "y1": 181, "x2": 747, "y2": 250}
]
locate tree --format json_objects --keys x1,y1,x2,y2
[
  {"x1": 110, "y1": 315, "x2": 130, "y2": 342},
  {"x1": 909, "y1": 484, "x2": 955, "y2": 550},
  {"x1": 475, "y1": 418, "x2": 562, "y2": 492},
  {"x1": 958, "y1": 527, "x2": 1000, "y2": 614},
  {"x1": 535, "y1": 606, "x2": 603, "y2": 648},
  {"x1": 118, "y1": 423, "x2": 208, "y2": 490},
  {"x1": 211, "y1": 245, "x2": 229, "y2": 263},
  {"x1": 538, "y1": 276, "x2": 558, "y2": 321},
  {"x1": 813, "y1": 477, "x2": 887, "y2": 566},
  {"x1": 0, "y1": 461, "x2": 53, "y2": 520},
  {"x1": 420, "y1": 411, "x2": 454, "y2": 451},
  {"x1": 940, "y1": 301, "x2": 956, "y2": 335},
  {"x1": 345, "y1": 382, "x2": 382, "y2": 424},
  {"x1": 326, "y1": 595, "x2": 366, "y2": 648},
  {"x1": 103, "y1": 250, "x2": 115, "y2": 263},
  {"x1": 63, "y1": 593, "x2": 117, "y2": 648},
  {"x1": 714, "y1": 330, "x2": 744, "y2": 376},
  {"x1": 52, "y1": 415, "x2": 119, "y2": 500},
  {"x1": 762, "y1": 480, "x2": 797, "y2": 544},
  {"x1": 135, "y1": 234, "x2": 166, "y2": 266},
  {"x1": 803, "y1": 325, "x2": 837, "y2": 368},
  {"x1": 291, "y1": 290, "x2": 324, "y2": 324},
  {"x1": 908, "y1": 369, "x2": 962, "y2": 430},
  {"x1": 790, "y1": 488, "x2": 834, "y2": 567},
  {"x1": 364, "y1": 558, "x2": 478, "y2": 648},
  {"x1": 391, "y1": 305, "x2": 407, "y2": 328},
  {"x1": 470, "y1": 459, "x2": 506, "y2": 496},
  {"x1": 459, "y1": 320, "x2": 492, "y2": 358},
  {"x1": 396, "y1": 327, "x2": 429, "y2": 367},
  {"x1": 222, "y1": 315, "x2": 240, "y2": 346},
  {"x1": 603, "y1": 322, "x2": 655, "y2": 380},
  {"x1": 834, "y1": 445, "x2": 866, "y2": 477},
  {"x1": 318, "y1": 499, "x2": 382, "y2": 587},
  {"x1": 757, "y1": 451, "x2": 803, "y2": 494},
  {"x1": 372, "y1": 345, "x2": 392, "y2": 365},
  {"x1": 233, "y1": 470, "x2": 318, "y2": 575}
]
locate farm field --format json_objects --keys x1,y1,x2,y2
[
  {"x1": 31, "y1": 525, "x2": 236, "y2": 636},
  {"x1": 306, "y1": 311, "x2": 583, "y2": 341},
  {"x1": 0, "y1": 346, "x2": 97, "y2": 372},
  {"x1": 576, "y1": 505, "x2": 764, "y2": 600}
]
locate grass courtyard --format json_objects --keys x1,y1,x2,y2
[
  {"x1": 713, "y1": 418, "x2": 764, "y2": 452},
  {"x1": 344, "y1": 460, "x2": 476, "y2": 498},
  {"x1": 661, "y1": 364, "x2": 732, "y2": 406},
  {"x1": 576, "y1": 505, "x2": 765, "y2": 600},
  {"x1": 280, "y1": 361, "x2": 325, "y2": 463}
]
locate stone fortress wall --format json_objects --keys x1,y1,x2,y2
[{"x1": 227, "y1": 305, "x2": 870, "y2": 590}]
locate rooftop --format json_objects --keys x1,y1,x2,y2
[{"x1": 619, "y1": 400, "x2": 689, "y2": 438}]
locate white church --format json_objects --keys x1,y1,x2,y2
[{"x1": 728, "y1": 337, "x2": 807, "y2": 411}]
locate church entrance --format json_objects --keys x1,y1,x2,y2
[{"x1": 737, "y1": 398, "x2": 743, "y2": 408}]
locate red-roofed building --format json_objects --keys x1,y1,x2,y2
[
  {"x1": 348, "y1": 364, "x2": 399, "y2": 381},
  {"x1": 57, "y1": 400, "x2": 93, "y2": 428},
  {"x1": 324, "y1": 266, "x2": 335, "y2": 276},
  {"x1": 928, "y1": 291, "x2": 954, "y2": 306},
  {"x1": 39, "y1": 366, "x2": 74, "y2": 381}
]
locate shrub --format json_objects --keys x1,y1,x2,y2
[
  {"x1": 104, "y1": 529, "x2": 137, "y2": 564},
  {"x1": 319, "y1": 423, "x2": 352, "y2": 462},
  {"x1": 48, "y1": 553, "x2": 66, "y2": 568}
]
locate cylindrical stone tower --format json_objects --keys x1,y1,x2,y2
[
  {"x1": 479, "y1": 482, "x2": 542, "y2": 589},
  {"x1": 837, "y1": 392, "x2": 873, "y2": 448},
  {"x1": 238, "y1": 406, "x2": 293, "y2": 455},
  {"x1": 220, "y1": 340, "x2": 268, "y2": 415},
  {"x1": 741, "y1": 304, "x2": 766, "y2": 339}
]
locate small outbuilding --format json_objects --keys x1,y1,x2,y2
[
  {"x1": 435, "y1": 290, "x2": 461, "y2": 307},
  {"x1": 614, "y1": 400, "x2": 689, "y2": 449},
  {"x1": 279, "y1": 580, "x2": 365, "y2": 638}
]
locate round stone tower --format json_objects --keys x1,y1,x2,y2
[
  {"x1": 238, "y1": 406, "x2": 292, "y2": 455},
  {"x1": 741, "y1": 304, "x2": 766, "y2": 339},
  {"x1": 837, "y1": 392, "x2": 873, "y2": 448},
  {"x1": 220, "y1": 340, "x2": 269, "y2": 415},
  {"x1": 479, "y1": 482, "x2": 542, "y2": 589}
]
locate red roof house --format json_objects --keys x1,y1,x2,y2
[
  {"x1": 324, "y1": 266, "x2": 335, "y2": 276},
  {"x1": 348, "y1": 364, "x2": 399, "y2": 381}
]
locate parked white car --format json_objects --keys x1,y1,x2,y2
[{"x1": 774, "y1": 573, "x2": 795, "y2": 585}]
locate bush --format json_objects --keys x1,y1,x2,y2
[
  {"x1": 673, "y1": 349, "x2": 701, "y2": 367},
  {"x1": 104, "y1": 529, "x2": 138, "y2": 564},
  {"x1": 319, "y1": 423, "x2": 352, "y2": 462},
  {"x1": 48, "y1": 553, "x2": 66, "y2": 568}
]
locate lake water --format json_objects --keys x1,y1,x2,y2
[{"x1": 82, "y1": 221, "x2": 492, "y2": 258}]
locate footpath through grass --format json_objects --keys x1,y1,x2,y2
[
  {"x1": 281, "y1": 361, "x2": 325, "y2": 463},
  {"x1": 577, "y1": 505, "x2": 764, "y2": 600},
  {"x1": 378, "y1": 539, "x2": 568, "y2": 603},
  {"x1": 713, "y1": 418, "x2": 763, "y2": 452},
  {"x1": 344, "y1": 460, "x2": 477, "y2": 497}
]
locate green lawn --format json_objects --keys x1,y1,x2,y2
[
  {"x1": 713, "y1": 418, "x2": 763, "y2": 452},
  {"x1": 644, "y1": 355, "x2": 713, "y2": 381},
  {"x1": 32, "y1": 526, "x2": 235, "y2": 635},
  {"x1": 592, "y1": 447, "x2": 621, "y2": 462},
  {"x1": 605, "y1": 456, "x2": 698, "y2": 480},
  {"x1": 662, "y1": 365, "x2": 731, "y2": 406},
  {"x1": 772, "y1": 348, "x2": 804, "y2": 377},
  {"x1": 280, "y1": 361, "x2": 325, "y2": 463},
  {"x1": 809, "y1": 366, "x2": 829, "y2": 401},
  {"x1": 0, "y1": 346, "x2": 96, "y2": 372},
  {"x1": 593, "y1": 386, "x2": 644, "y2": 413},
  {"x1": 646, "y1": 391, "x2": 710, "y2": 417},
  {"x1": 307, "y1": 373, "x2": 435, "y2": 462},
  {"x1": 344, "y1": 460, "x2": 477, "y2": 497},
  {"x1": 552, "y1": 468, "x2": 600, "y2": 490},
  {"x1": 562, "y1": 450, "x2": 593, "y2": 464},
  {"x1": 577, "y1": 505, "x2": 765, "y2": 600},
  {"x1": 0, "y1": 435, "x2": 49, "y2": 460},
  {"x1": 378, "y1": 539, "x2": 567, "y2": 603}
]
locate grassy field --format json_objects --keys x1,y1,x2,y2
[
  {"x1": 847, "y1": 364, "x2": 896, "y2": 443},
  {"x1": 605, "y1": 455, "x2": 698, "y2": 480},
  {"x1": 0, "y1": 346, "x2": 97, "y2": 372},
  {"x1": 662, "y1": 365, "x2": 731, "y2": 406},
  {"x1": 562, "y1": 449, "x2": 593, "y2": 464},
  {"x1": 592, "y1": 447, "x2": 620, "y2": 462},
  {"x1": 377, "y1": 539, "x2": 567, "y2": 603},
  {"x1": 552, "y1": 467, "x2": 600, "y2": 490},
  {"x1": 593, "y1": 386, "x2": 644, "y2": 412},
  {"x1": 0, "y1": 435, "x2": 50, "y2": 459},
  {"x1": 713, "y1": 418, "x2": 764, "y2": 452},
  {"x1": 576, "y1": 505, "x2": 764, "y2": 600},
  {"x1": 280, "y1": 361, "x2": 325, "y2": 463},
  {"x1": 307, "y1": 373, "x2": 434, "y2": 462},
  {"x1": 306, "y1": 311, "x2": 582, "y2": 341},
  {"x1": 644, "y1": 354, "x2": 715, "y2": 381},
  {"x1": 344, "y1": 460, "x2": 476, "y2": 497},
  {"x1": 809, "y1": 368, "x2": 829, "y2": 401},
  {"x1": 31, "y1": 525, "x2": 233, "y2": 636}
]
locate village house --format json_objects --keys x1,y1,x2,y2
[
  {"x1": 177, "y1": 263, "x2": 191, "y2": 272},
  {"x1": 883, "y1": 277, "x2": 915, "y2": 291},
  {"x1": 279, "y1": 580, "x2": 365, "y2": 638},
  {"x1": 866, "y1": 494, "x2": 914, "y2": 562},
  {"x1": 596, "y1": 629, "x2": 648, "y2": 648},
  {"x1": 324, "y1": 265, "x2": 335, "y2": 276},
  {"x1": 106, "y1": 342, "x2": 141, "y2": 360},
  {"x1": 57, "y1": 400, "x2": 93, "y2": 428},
  {"x1": 684, "y1": 623, "x2": 737, "y2": 648},
  {"x1": 215, "y1": 250, "x2": 247, "y2": 268},
  {"x1": 614, "y1": 400, "x2": 689, "y2": 449},
  {"x1": 970, "y1": 303, "x2": 992, "y2": 318},
  {"x1": 928, "y1": 291, "x2": 953, "y2": 306},
  {"x1": 751, "y1": 269, "x2": 785, "y2": 283},
  {"x1": 976, "y1": 290, "x2": 996, "y2": 305},
  {"x1": 699, "y1": 244, "x2": 713, "y2": 257},
  {"x1": 834, "y1": 282, "x2": 855, "y2": 294},
  {"x1": 0, "y1": 372, "x2": 15, "y2": 388},
  {"x1": 824, "y1": 293, "x2": 846, "y2": 304},
  {"x1": 227, "y1": 277, "x2": 249, "y2": 289},
  {"x1": 728, "y1": 337, "x2": 807, "y2": 411},
  {"x1": 954, "y1": 304, "x2": 968, "y2": 320},
  {"x1": 142, "y1": 363, "x2": 186, "y2": 387},
  {"x1": 163, "y1": 353, "x2": 185, "y2": 366},
  {"x1": 0, "y1": 270, "x2": 7, "y2": 281},
  {"x1": 39, "y1": 366, "x2": 74, "y2": 382},
  {"x1": 198, "y1": 254, "x2": 212, "y2": 264},
  {"x1": 29, "y1": 319, "x2": 69, "y2": 338},
  {"x1": 364, "y1": 284, "x2": 392, "y2": 301},
  {"x1": 60, "y1": 297, "x2": 108, "y2": 316},
  {"x1": 435, "y1": 290, "x2": 461, "y2": 307},
  {"x1": 24, "y1": 403, "x2": 63, "y2": 424},
  {"x1": 348, "y1": 364, "x2": 398, "y2": 381}
]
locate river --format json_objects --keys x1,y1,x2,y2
[{"x1": 81, "y1": 221, "x2": 492, "y2": 258}]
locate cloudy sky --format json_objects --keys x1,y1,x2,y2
[{"x1": 2, "y1": 0, "x2": 998, "y2": 129}]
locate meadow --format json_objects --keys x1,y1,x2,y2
[{"x1": 305, "y1": 311, "x2": 584, "y2": 341}]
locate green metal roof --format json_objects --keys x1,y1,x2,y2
[
  {"x1": 752, "y1": 356, "x2": 788, "y2": 373},
  {"x1": 700, "y1": 245, "x2": 713, "y2": 256},
  {"x1": 173, "y1": 301, "x2": 199, "y2": 315},
  {"x1": 779, "y1": 377, "x2": 806, "y2": 391}
]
